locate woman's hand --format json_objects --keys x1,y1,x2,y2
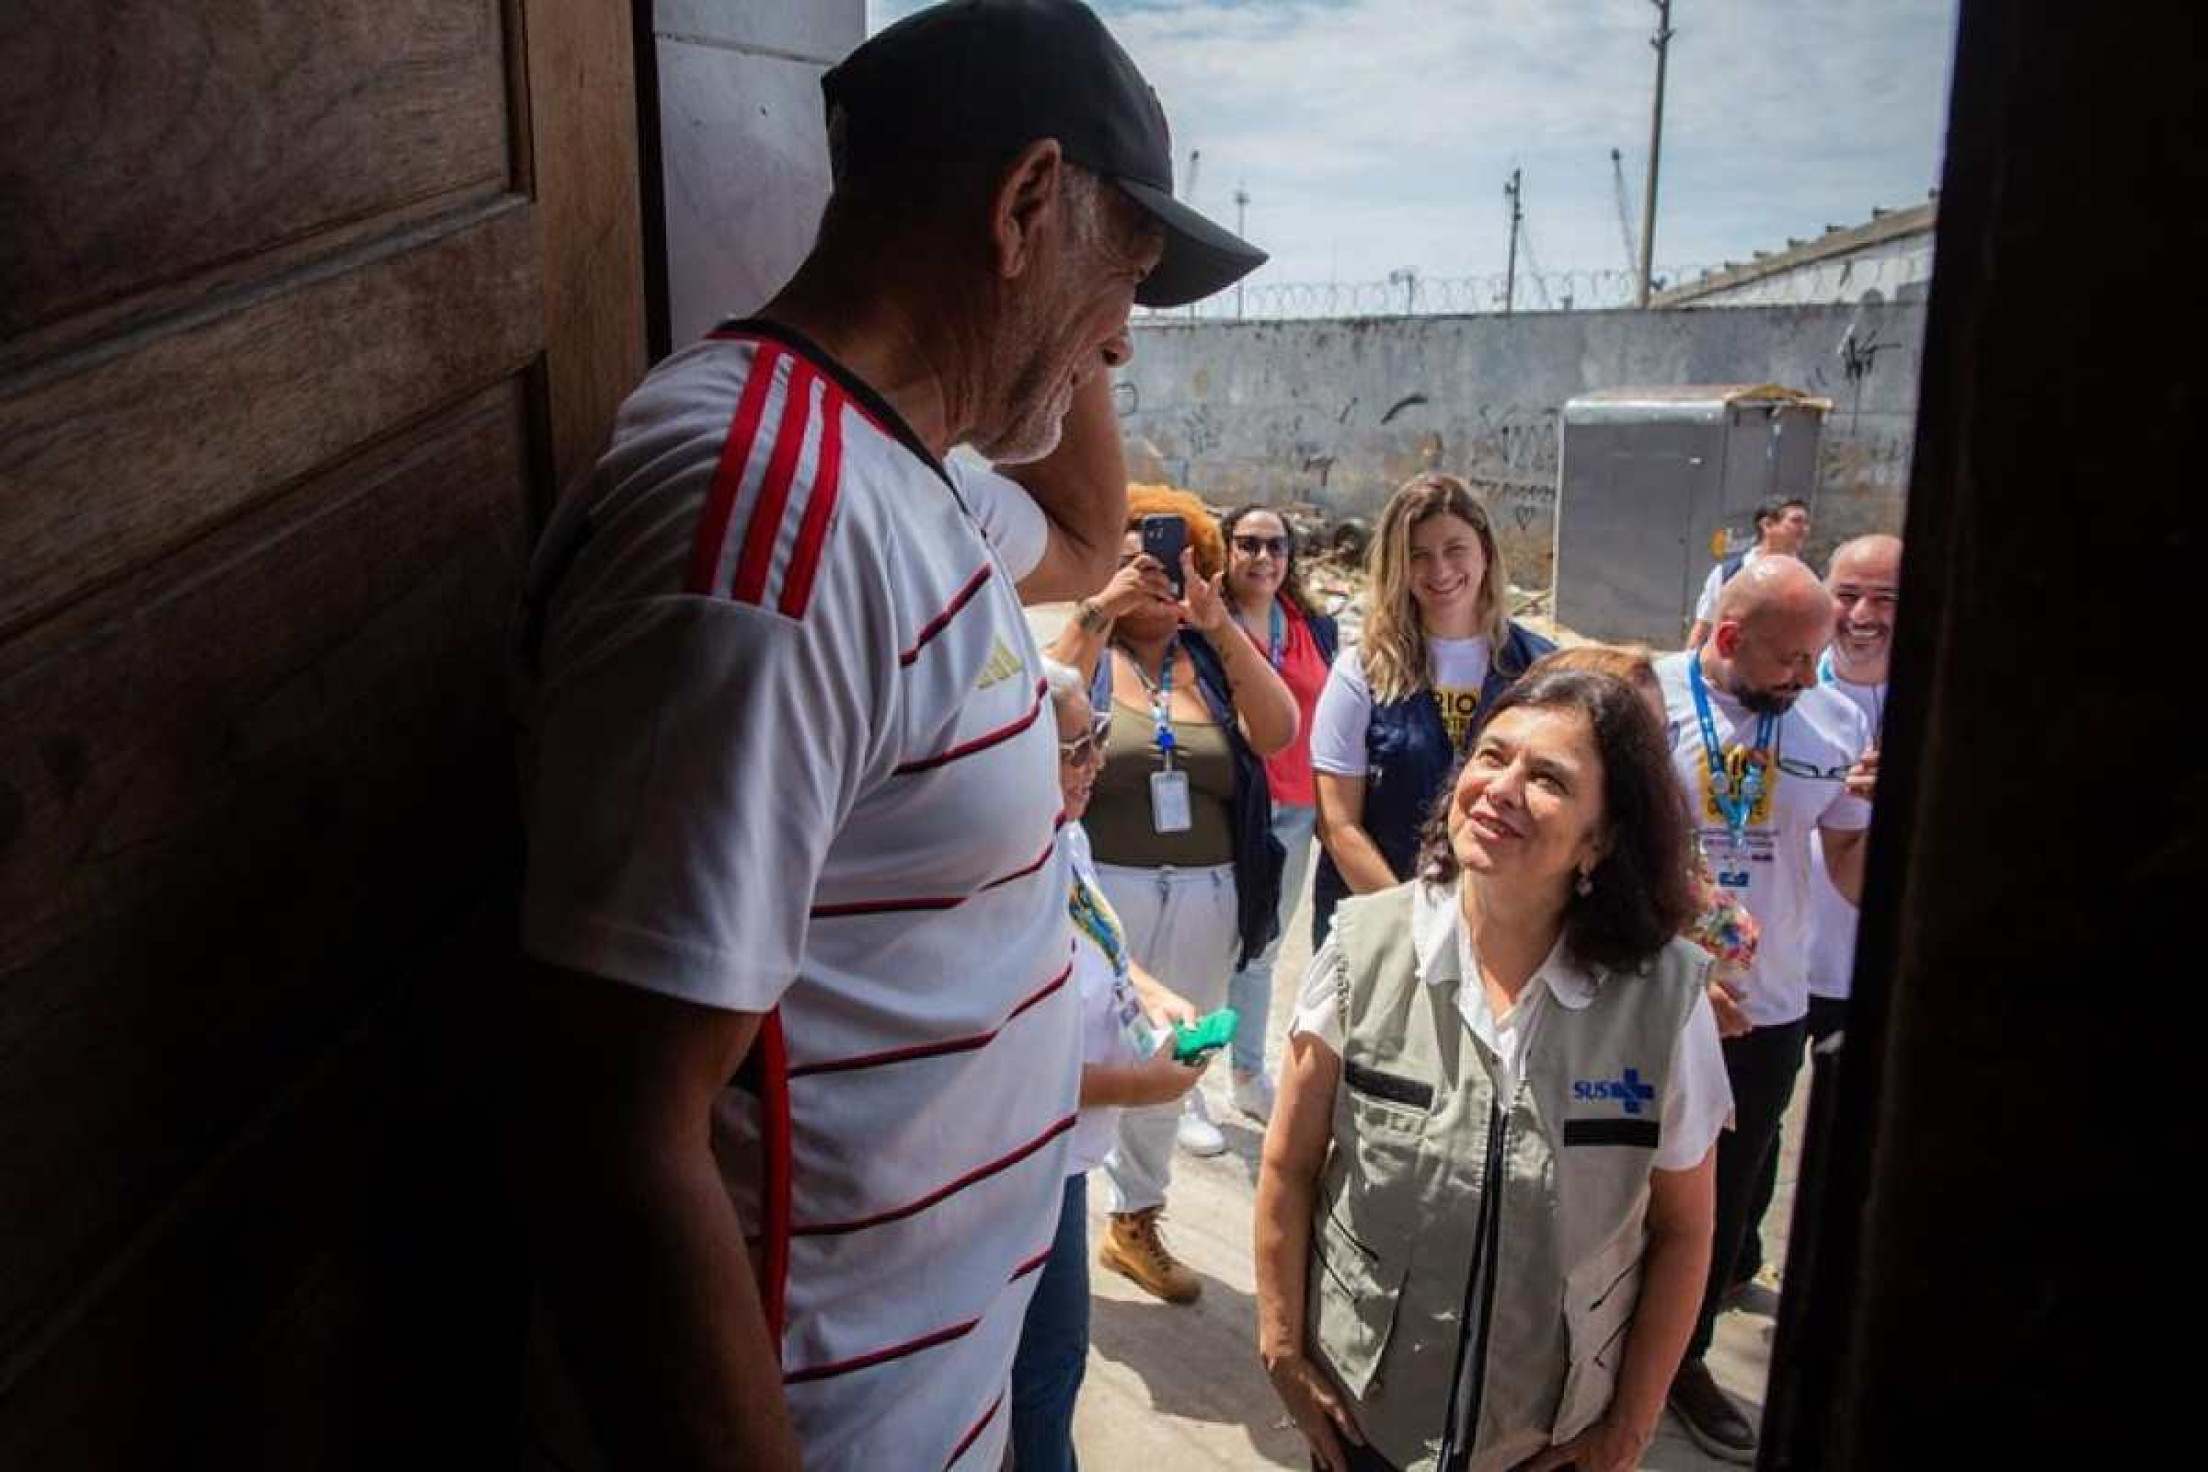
[
  {"x1": 1263, "y1": 1350, "x2": 1365, "y2": 1472},
  {"x1": 1095, "y1": 554, "x2": 1176, "y2": 621},
  {"x1": 1132, "y1": 972, "x2": 1201, "y2": 1030},
  {"x1": 1515, "y1": 1409, "x2": 1655, "y2": 1472},
  {"x1": 1706, "y1": 978, "x2": 1753, "y2": 1038},
  {"x1": 1177, "y1": 549, "x2": 1232, "y2": 635},
  {"x1": 1128, "y1": 1037, "x2": 1207, "y2": 1107}
]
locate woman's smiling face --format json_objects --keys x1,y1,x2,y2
[
  {"x1": 1406, "y1": 512, "x2": 1487, "y2": 629},
  {"x1": 1447, "y1": 703, "x2": 1608, "y2": 891}
]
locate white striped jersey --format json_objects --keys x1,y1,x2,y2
[{"x1": 519, "y1": 321, "x2": 1079, "y2": 1470}]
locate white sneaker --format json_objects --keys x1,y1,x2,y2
[
  {"x1": 1176, "y1": 1091, "x2": 1228, "y2": 1157},
  {"x1": 1232, "y1": 1068, "x2": 1276, "y2": 1124}
]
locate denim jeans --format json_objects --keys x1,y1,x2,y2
[
  {"x1": 1225, "y1": 802, "x2": 1318, "y2": 1075},
  {"x1": 1010, "y1": 1173, "x2": 1091, "y2": 1472}
]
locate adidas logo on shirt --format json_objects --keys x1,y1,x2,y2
[{"x1": 976, "y1": 637, "x2": 1024, "y2": 690}]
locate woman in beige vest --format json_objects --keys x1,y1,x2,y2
[{"x1": 1255, "y1": 668, "x2": 1734, "y2": 1472}]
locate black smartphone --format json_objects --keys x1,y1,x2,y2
[{"x1": 1139, "y1": 514, "x2": 1187, "y2": 597}]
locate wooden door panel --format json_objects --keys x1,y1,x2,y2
[
  {"x1": 0, "y1": 378, "x2": 532, "y2": 1363},
  {"x1": 0, "y1": 910, "x2": 526, "y2": 1469},
  {"x1": 0, "y1": 197, "x2": 543, "y2": 639},
  {"x1": 0, "y1": 0, "x2": 643, "y2": 1454},
  {"x1": 0, "y1": 0, "x2": 512, "y2": 346}
]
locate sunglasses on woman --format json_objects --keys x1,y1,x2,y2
[
  {"x1": 1231, "y1": 533, "x2": 1289, "y2": 559},
  {"x1": 1058, "y1": 711, "x2": 1113, "y2": 767}
]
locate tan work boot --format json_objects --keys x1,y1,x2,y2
[{"x1": 1099, "y1": 1206, "x2": 1201, "y2": 1304}]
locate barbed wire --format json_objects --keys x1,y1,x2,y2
[{"x1": 1140, "y1": 257, "x2": 1928, "y2": 321}]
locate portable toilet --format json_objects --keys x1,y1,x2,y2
[{"x1": 1551, "y1": 385, "x2": 1831, "y2": 646}]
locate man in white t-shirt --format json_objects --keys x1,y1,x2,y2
[
  {"x1": 1804, "y1": 534, "x2": 1901, "y2": 1035},
  {"x1": 1729, "y1": 534, "x2": 1904, "y2": 1311},
  {"x1": 513, "y1": 5, "x2": 1265, "y2": 1468},
  {"x1": 1685, "y1": 496, "x2": 1812, "y2": 648},
  {"x1": 1654, "y1": 555, "x2": 1874, "y2": 1462}
]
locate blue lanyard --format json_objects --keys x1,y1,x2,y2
[
  {"x1": 1689, "y1": 654, "x2": 1779, "y2": 845},
  {"x1": 1266, "y1": 600, "x2": 1285, "y2": 670},
  {"x1": 1069, "y1": 869, "x2": 1129, "y2": 975},
  {"x1": 1122, "y1": 640, "x2": 1179, "y2": 765}
]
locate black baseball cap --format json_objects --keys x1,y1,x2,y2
[{"x1": 822, "y1": 0, "x2": 1267, "y2": 308}]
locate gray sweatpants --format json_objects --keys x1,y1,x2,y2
[{"x1": 1095, "y1": 861, "x2": 1240, "y2": 1214}]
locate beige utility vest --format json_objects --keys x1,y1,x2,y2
[{"x1": 1306, "y1": 884, "x2": 1709, "y2": 1472}]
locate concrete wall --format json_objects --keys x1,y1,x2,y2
[
  {"x1": 1120, "y1": 301, "x2": 1923, "y2": 586},
  {"x1": 654, "y1": 1, "x2": 865, "y2": 344}
]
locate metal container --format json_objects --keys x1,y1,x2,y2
[{"x1": 1551, "y1": 385, "x2": 1830, "y2": 646}]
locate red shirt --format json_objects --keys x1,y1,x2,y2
[{"x1": 1236, "y1": 597, "x2": 1330, "y2": 808}]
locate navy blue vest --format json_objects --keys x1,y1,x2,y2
[{"x1": 1311, "y1": 621, "x2": 1554, "y2": 944}]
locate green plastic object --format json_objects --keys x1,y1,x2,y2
[{"x1": 1172, "y1": 1007, "x2": 1239, "y2": 1064}]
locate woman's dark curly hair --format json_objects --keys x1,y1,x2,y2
[{"x1": 1414, "y1": 668, "x2": 1696, "y2": 973}]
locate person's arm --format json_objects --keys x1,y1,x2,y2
[
  {"x1": 1256, "y1": 1030, "x2": 1365, "y2": 1471},
  {"x1": 1313, "y1": 772, "x2": 1398, "y2": 893},
  {"x1": 1180, "y1": 555, "x2": 1297, "y2": 756},
  {"x1": 1007, "y1": 371, "x2": 1128, "y2": 603},
  {"x1": 1127, "y1": 959, "x2": 1200, "y2": 1028},
  {"x1": 1685, "y1": 565, "x2": 1722, "y2": 649},
  {"x1": 1819, "y1": 731, "x2": 1877, "y2": 904},
  {"x1": 1080, "y1": 1038, "x2": 1208, "y2": 1108},
  {"x1": 1044, "y1": 555, "x2": 1173, "y2": 680},
  {"x1": 1821, "y1": 824, "x2": 1869, "y2": 905},
  {"x1": 519, "y1": 964, "x2": 801, "y2": 1471},
  {"x1": 1524, "y1": 1151, "x2": 1717, "y2": 1472}
]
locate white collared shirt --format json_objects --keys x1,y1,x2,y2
[{"x1": 1292, "y1": 883, "x2": 1733, "y2": 1171}]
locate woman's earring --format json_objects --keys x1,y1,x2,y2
[{"x1": 1574, "y1": 867, "x2": 1595, "y2": 898}]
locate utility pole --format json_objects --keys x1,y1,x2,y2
[
  {"x1": 1184, "y1": 149, "x2": 1202, "y2": 319},
  {"x1": 1503, "y1": 167, "x2": 1523, "y2": 316},
  {"x1": 1637, "y1": 0, "x2": 1674, "y2": 307},
  {"x1": 1234, "y1": 184, "x2": 1250, "y2": 319}
]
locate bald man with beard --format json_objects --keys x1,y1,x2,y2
[
  {"x1": 1728, "y1": 534, "x2": 1905, "y2": 1306},
  {"x1": 1651, "y1": 556, "x2": 1876, "y2": 1463},
  {"x1": 1807, "y1": 535, "x2": 1900, "y2": 1034}
]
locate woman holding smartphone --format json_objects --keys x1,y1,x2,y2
[
  {"x1": 1046, "y1": 484, "x2": 1297, "y2": 1304},
  {"x1": 1309, "y1": 473, "x2": 1553, "y2": 945}
]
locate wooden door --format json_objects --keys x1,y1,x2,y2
[{"x1": 0, "y1": 2, "x2": 643, "y2": 1462}]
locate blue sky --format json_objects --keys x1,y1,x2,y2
[{"x1": 867, "y1": 0, "x2": 1959, "y2": 293}]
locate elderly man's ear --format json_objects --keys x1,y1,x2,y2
[{"x1": 991, "y1": 138, "x2": 1068, "y2": 283}]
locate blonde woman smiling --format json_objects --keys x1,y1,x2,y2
[{"x1": 1309, "y1": 474, "x2": 1554, "y2": 944}]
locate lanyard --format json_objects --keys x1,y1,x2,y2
[
  {"x1": 1068, "y1": 868, "x2": 1129, "y2": 975},
  {"x1": 1235, "y1": 600, "x2": 1287, "y2": 671},
  {"x1": 1689, "y1": 654, "x2": 1779, "y2": 846},
  {"x1": 1121, "y1": 639, "x2": 1179, "y2": 767}
]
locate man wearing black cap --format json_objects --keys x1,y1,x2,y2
[{"x1": 514, "y1": 3, "x2": 1263, "y2": 1469}]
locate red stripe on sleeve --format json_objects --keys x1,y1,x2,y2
[
  {"x1": 777, "y1": 381, "x2": 845, "y2": 617},
  {"x1": 730, "y1": 360, "x2": 818, "y2": 604},
  {"x1": 685, "y1": 344, "x2": 784, "y2": 595}
]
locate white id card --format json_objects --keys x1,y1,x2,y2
[{"x1": 1149, "y1": 769, "x2": 1193, "y2": 833}]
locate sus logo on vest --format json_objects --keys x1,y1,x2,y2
[{"x1": 1572, "y1": 1068, "x2": 1656, "y2": 1116}]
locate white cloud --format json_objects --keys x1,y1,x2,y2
[{"x1": 866, "y1": 0, "x2": 1958, "y2": 292}]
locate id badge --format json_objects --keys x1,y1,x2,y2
[
  {"x1": 1710, "y1": 830, "x2": 1752, "y2": 889},
  {"x1": 1149, "y1": 769, "x2": 1193, "y2": 833},
  {"x1": 1116, "y1": 985, "x2": 1157, "y2": 1058}
]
